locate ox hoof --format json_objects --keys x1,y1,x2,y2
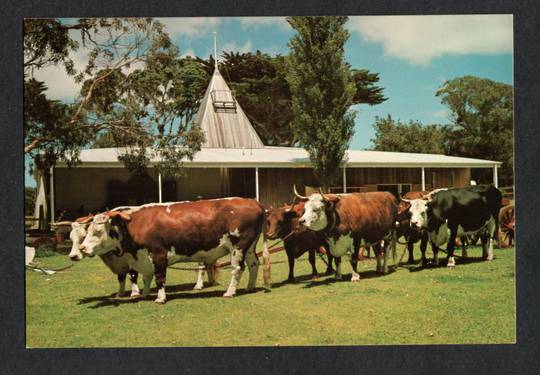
[
  {"x1": 325, "y1": 269, "x2": 334, "y2": 276},
  {"x1": 130, "y1": 291, "x2": 141, "y2": 298},
  {"x1": 223, "y1": 292, "x2": 236, "y2": 298},
  {"x1": 154, "y1": 298, "x2": 167, "y2": 304},
  {"x1": 193, "y1": 284, "x2": 204, "y2": 291},
  {"x1": 335, "y1": 274, "x2": 343, "y2": 281},
  {"x1": 311, "y1": 275, "x2": 319, "y2": 280}
]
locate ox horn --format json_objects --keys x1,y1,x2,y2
[
  {"x1": 400, "y1": 197, "x2": 412, "y2": 203},
  {"x1": 106, "y1": 210, "x2": 132, "y2": 221},
  {"x1": 318, "y1": 187, "x2": 330, "y2": 203},
  {"x1": 75, "y1": 215, "x2": 94, "y2": 224},
  {"x1": 293, "y1": 184, "x2": 307, "y2": 200},
  {"x1": 52, "y1": 220, "x2": 73, "y2": 226},
  {"x1": 424, "y1": 188, "x2": 448, "y2": 201}
]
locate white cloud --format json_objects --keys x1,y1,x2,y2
[
  {"x1": 348, "y1": 15, "x2": 513, "y2": 66},
  {"x1": 156, "y1": 17, "x2": 221, "y2": 37},
  {"x1": 221, "y1": 40, "x2": 253, "y2": 54},
  {"x1": 432, "y1": 109, "x2": 450, "y2": 119},
  {"x1": 181, "y1": 48, "x2": 196, "y2": 58},
  {"x1": 238, "y1": 17, "x2": 289, "y2": 30}
]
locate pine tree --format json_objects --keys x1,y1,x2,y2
[{"x1": 285, "y1": 16, "x2": 356, "y2": 189}]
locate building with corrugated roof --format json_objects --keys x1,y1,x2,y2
[{"x1": 45, "y1": 65, "x2": 501, "y2": 221}]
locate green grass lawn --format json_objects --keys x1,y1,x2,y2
[{"x1": 26, "y1": 242, "x2": 515, "y2": 347}]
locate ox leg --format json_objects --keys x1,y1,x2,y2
[
  {"x1": 382, "y1": 240, "x2": 389, "y2": 274},
  {"x1": 141, "y1": 273, "x2": 152, "y2": 298},
  {"x1": 129, "y1": 270, "x2": 140, "y2": 297},
  {"x1": 460, "y1": 237, "x2": 469, "y2": 258},
  {"x1": 245, "y1": 243, "x2": 259, "y2": 292},
  {"x1": 446, "y1": 230, "x2": 457, "y2": 268},
  {"x1": 431, "y1": 242, "x2": 440, "y2": 266},
  {"x1": 285, "y1": 244, "x2": 296, "y2": 283},
  {"x1": 223, "y1": 248, "x2": 245, "y2": 297},
  {"x1": 334, "y1": 254, "x2": 343, "y2": 281},
  {"x1": 350, "y1": 239, "x2": 361, "y2": 282},
  {"x1": 407, "y1": 240, "x2": 415, "y2": 264},
  {"x1": 420, "y1": 235, "x2": 428, "y2": 267},
  {"x1": 207, "y1": 263, "x2": 219, "y2": 286},
  {"x1": 193, "y1": 263, "x2": 205, "y2": 290},
  {"x1": 152, "y1": 252, "x2": 168, "y2": 304},
  {"x1": 325, "y1": 245, "x2": 334, "y2": 276},
  {"x1": 117, "y1": 273, "x2": 127, "y2": 297},
  {"x1": 309, "y1": 249, "x2": 318, "y2": 279},
  {"x1": 486, "y1": 218, "x2": 496, "y2": 261}
]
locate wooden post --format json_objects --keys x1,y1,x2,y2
[
  {"x1": 49, "y1": 166, "x2": 55, "y2": 224},
  {"x1": 493, "y1": 165, "x2": 498, "y2": 188},
  {"x1": 255, "y1": 167, "x2": 260, "y2": 201},
  {"x1": 158, "y1": 171, "x2": 163, "y2": 203},
  {"x1": 421, "y1": 167, "x2": 426, "y2": 191},
  {"x1": 342, "y1": 166, "x2": 347, "y2": 193}
]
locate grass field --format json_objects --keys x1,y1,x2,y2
[{"x1": 26, "y1": 242, "x2": 515, "y2": 347}]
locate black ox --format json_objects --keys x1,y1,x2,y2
[{"x1": 403, "y1": 184, "x2": 502, "y2": 268}]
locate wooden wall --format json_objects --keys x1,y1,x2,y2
[
  {"x1": 258, "y1": 167, "x2": 471, "y2": 208},
  {"x1": 54, "y1": 166, "x2": 472, "y2": 218}
]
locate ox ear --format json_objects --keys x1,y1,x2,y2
[
  {"x1": 324, "y1": 196, "x2": 339, "y2": 210},
  {"x1": 107, "y1": 210, "x2": 131, "y2": 222}
]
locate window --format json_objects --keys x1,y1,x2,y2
[
  {"x1": 377, "y1": 184, "x2": 412, "y2": 198},
  {"x1": 211, "y1": 90, "x2": 237, "y2": 112}
]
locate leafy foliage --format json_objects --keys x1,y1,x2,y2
[
  {"x1": 24, "y1": 18, "x2": 205, "y2": 178},
  {"x1": 24, "y1": 79, "x2": 89, "y2": 170},
  {"x1": 25, "y1": 187, "x2": 37, "y2": 216},
  {"x1": 371, "y1": 115, "x2": 448, "y2": 154},
  {"x1": 436, "y1": 76, "x2": 514, "y2": 185},
  {"x1": 23, "y1": 18, "x2": 78, "y2": 74},
  {"x1": 195, "y1": 50, "x2": 386, "y2": 146},
  {"x1": 285, "y1": 16, "x2": 357, "y2": 188}
]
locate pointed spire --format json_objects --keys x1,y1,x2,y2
[
  {"x1": 193, "y1": 36, "x2": 264, "y2": 149},
  {"x1": 213, "y1": 31, "x2": 218, "y2": 71}
]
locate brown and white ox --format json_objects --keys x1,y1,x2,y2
[
  {"x1": 79, "y1": 198, "x2": 270, "y2": 304},
  {"x1": 296, "y1": 188, "x2": 398, "y2": 281},
  {"x1": 68, "y1": 212, "x2": 217, "y2": 298},
  {"x1": 397, "y1": 191, "x2": 435, "y2": 266},
  {"x1": 266, "y1": 201, "x2": 338, "y2": 283}
]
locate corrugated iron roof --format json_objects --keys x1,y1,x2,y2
[
  {"x1": 60, "y1": 146, "x2": 500, "y2": 168},
  {"x1": 194, "y1": 68, "x2": 264, "y2": 149}
]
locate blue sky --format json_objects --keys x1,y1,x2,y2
[{"x1": 27, "y1": 15, "x2": 513, "y2": 186}]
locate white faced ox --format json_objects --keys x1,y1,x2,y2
[
  {"x1": 80, "y1": 198, "x2": 269, "y2": 304},
  {"x1": 72, "y1": 213, "x2": 213, "y2": 298},
  {"x1": 402, "y1": 185, "x2": 501, "y2": 268},
  {"x1": 296, "y1": 188, "x2": 398, "y2": 282}
]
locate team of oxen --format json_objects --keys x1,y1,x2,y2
[{"x1": 66, "y1": 184, "x2": 502, "y2": 304}]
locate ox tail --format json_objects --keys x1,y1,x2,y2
[
  {"x1": 391, "y1": 228, "x2": 398, "y2": 266},
  {"x1": 262, "y1": 227, "x2": 271, "y2": 292},
  {"x1": 258, "y1": 205, "x2": 271, "y2": 291}
]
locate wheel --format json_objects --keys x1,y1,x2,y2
[{"x1": 498, "y1": 205, "x2": 515, "y2": 248}]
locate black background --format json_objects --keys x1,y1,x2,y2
[{"x1": 2, "y1": 1, "x2": 539, "y2": 374}]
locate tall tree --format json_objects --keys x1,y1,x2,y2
[
  {"x1": 285, "y1": 16, "x2": 356, "y2": 189},
  {"x1": 195, "y1": 51, "x2": 386, "y2": 146},
  {"x1": 24, "y1": 18, "x2": 207, "y2": 178},
  {"x1": 371, "y1": 115, "x2": 449, "y2": 154},
  {"x1": 82, "y1": 51, "x2": 207, "y2": 177},
  {"x1": 436, "y1": 76, "x2": 514, "y2": 185}
]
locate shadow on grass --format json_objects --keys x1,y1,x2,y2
[
  {"x1": 406, "y1": 256, "x2": 490, "y2": 273},
  {"x1": 301, "y1": 267, "x2": 397, "y2": 289},
  {"x1": 79, "y1": 282, "x2": 269, "y2": 308}
]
